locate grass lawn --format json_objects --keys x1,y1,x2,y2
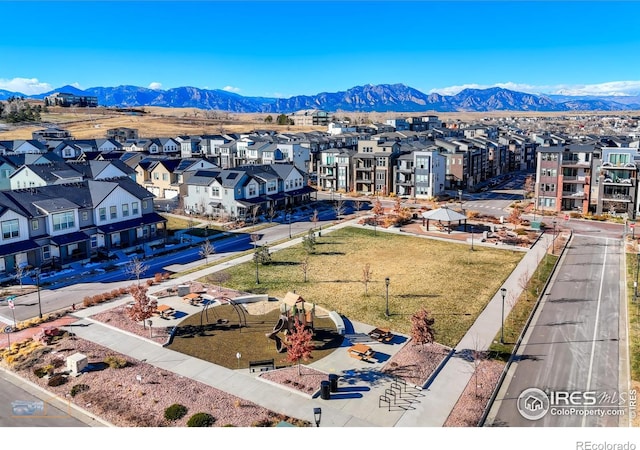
[
  {"x1": 168, "y1": 304, "x2": 342, "y2": 370},
  {"x1": 161, "y1": 214, "x2": 192, "y2": 231},
  {"x1": 197, "y1": 226, "x2": 524, "y2": 348}
]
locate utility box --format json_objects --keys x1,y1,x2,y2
[
  {"x1": 177, "y1": 285, "x2": 190, "y2": 296},
  {"x1": 66, "y1": 353, "x2": 88, "y2": 376}
]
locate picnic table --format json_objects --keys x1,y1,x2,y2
[
  {"x1": 183, "y1": 293, "x2": 201, "y2": 305},
  {"x1": 348, "y1": 343, "x2": 375, "y2": 361},
  {"x1": 156, "y1": 304, "x2": 175, "y2": 318},
  {"x1": 368, "y1": 327, "x2": 393, "y2": 343}
]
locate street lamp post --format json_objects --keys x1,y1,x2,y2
[
  {"x1": 552, "y1": 219, "x2": 558, "y2": 254},
  {"x1": 385, "y1": 277, "x2": 390, "y2": 317},
  {"x1": 500, "y1": 287, "x2": 506, "y2": 344},
  {"x1": 313, "y1": 407, "x2": 322, "y2": 427},
  {"x1": 288, "y1": 210, "x2": 292, "y2": 239},
  {"x1": 35, "y1": 268, "x2": 42, "y2": 319},
  {"x1": 470, "y1": 225, "x2": 474, "y2": 251}
]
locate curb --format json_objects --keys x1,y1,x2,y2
[{"x1": 0, "y1": 364, "x2": 114, "y2": 427}]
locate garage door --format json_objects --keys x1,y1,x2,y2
[{"x1": 164, "y1": 189, "x2": 179, "y2": 199}]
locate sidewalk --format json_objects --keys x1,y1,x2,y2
[{"x1": 55, "y1": 219, "x2": 555, "y2": 427}]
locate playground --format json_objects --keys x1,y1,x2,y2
[{"x1": 166, "y1": 289, "x2": 344, "y2": 370}]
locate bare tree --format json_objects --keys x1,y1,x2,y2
[
  {"x1": 13, "y1": 264, "x2": 27, "y2": 291},
  {"x1": 362, "y1": 263, "x2": 373, "y2": 296},
  {"x1": 199, "y1": 239, "x2": 215, "y2": 264},
  {"x1": 267, "y1": 203, "x2": 277, "y2": 223},
  {"x1": 523, "y1": 175, "x2": 535, "y2": 200},
  {"x1": 310, "y1": 209, "x2": 319, "y2": 229},
  {"x1": 302, "y1": 229, "x2": 316, "y2": 254},
  {"x1": 250, "y1": 234, "x2": 261, "y2": 284},
  {"x1": 207, "y1": 271, "x2": 231, "y2": 291},
  {"x1": 333, "y1": 196, "x2": 346, "y2": 219},
  {"x1": 300, "y1": 257, "x2": 310, "y2": 283},
  {"x1": 518, "y1": 269, "x2": 531, "y2": 302},
  {"x1": 250, "y1": 205, "x2": 261, "y2": 225},
  {"x1": 353, "y1": 199, "x2": 363, "y2": 215},
  {"x1": 125, "y1": 257, "x2": 149, "y2": 285},
  {"x1": 470, "y1": 334, "x2": 486, "y2": 398}
]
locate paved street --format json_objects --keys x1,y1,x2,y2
[{"x1": 486, "y1": 233, "x2": 630, "y2": 426}]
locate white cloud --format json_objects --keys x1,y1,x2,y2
[
  {"x1": 429, "y1": 81, "x2": 640, "y2": 97},
  {"x1": 0, "y1": 77, "x2": 53, "y2": 95},
  {"x1": 222, "y1": 86, "x2": 241, "y2": 93},
  {"x1": 148, "y1": 82, "x2": 162, "y2": 90}
]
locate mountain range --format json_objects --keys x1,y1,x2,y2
[{"x1": 3, "y1": 83, "x2": 640, "y2": 113}]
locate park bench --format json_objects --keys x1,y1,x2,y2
[{"x1": 249, "y1": 359, "x2": 275, "y2": 373}]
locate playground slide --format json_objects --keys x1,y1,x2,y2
[
  {"x1": 272, "y1": 316, "x2": 287, "y2": 333},
  {"x1": 274, "y1": 335, "x2": 286, "y2": 353}
]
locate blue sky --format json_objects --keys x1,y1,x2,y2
[{"x1": 1, "y1": 1, "x2": 640, "y2": 98}]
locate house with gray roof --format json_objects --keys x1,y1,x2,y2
[
  {"x1": 0, "y1": 177, "x2": 165, "y2": 274},
  {"x1": 183, "y1": 163, "x2": 313, "y2": 220}
]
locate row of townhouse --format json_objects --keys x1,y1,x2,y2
[
  {"x1": 182, "y1": 163, "x2": 314, "y2": 221},
  {"x1": 0, "y1": 177, "x2": 166, "y2": 275},
  {"x1": 534, "y1": 136, "x2": 640, "y2": 218},
  {"x1": 316, "y1": 128, "x2": 537, "y2": 198}
]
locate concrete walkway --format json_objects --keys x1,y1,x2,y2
[{"x1": 56, "y1": 219, "x2": 555, "y2": 427}]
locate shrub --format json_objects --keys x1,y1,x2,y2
[
  {"x1": 164, "y1": 403, "x2": 188, "y2": 421},
  {"x1": 48, "y1": 374, "x2": 67, "y2": 387},
  {"x1": 146, "y1": 279, "x2": 154, "y2": 287},
  {"x1": 70, "y1": 384, "x2": 89, "y2": 397},
  {"x1": 187, "y1": 412, "x2": 215, "y2": 427},
  {"x1": 33, "y1": 366, "x2": 51, "y2": 378},
  {"x1": 154, "y1": 273, "x2": 163, "y2": 283},
  {"x1": 104, "y1": 355, "x2": 127, "y2": 369},
  {"x1": 83, "y1": 296, "x2": 94, "y2": 307}
]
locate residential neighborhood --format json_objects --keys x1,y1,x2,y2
[{"x1": 0, "y1": 107, "x2": 636, "y2": 432}]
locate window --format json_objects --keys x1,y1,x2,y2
[
  {"x1": 162, "y1": 173, "x2": 169, "y2": 181},
  {"x1": 142, "y1": 200, "x2": 148, "y2": 210},
  {"x1": 81, "y1": 211, "x2": 89, "y2": 221},
  {"x1": 90, "y1": 236, "x2": 97, "y2": 248},
  {"x1": 153, "y1": 172, "x2": 159, "y2": 180},
  {"x1": 212, "y1": 187, "x2": 220, "y2": 196},
  {"x1": 110, "y1": 206, "x2": 117, "y2": 219},
  {"x1": 248, "y1": 186, "x2": 256, "y2": 196},
  {"x1": 31, "y1": 220, "x2": 38, "y2": 231},
  {"x1": 1, "y1": 219, "x2": 19, "y2": 239},
  {"x1": 42, "y1": 245, "x2": 50, "y2": 260},
  {"x1": 132, "y1": 202, "x2": 139, "y2": 215},
  {"x1": 52, "y1": 211, "x2": 75, "y2": 231},
  {"x1": 99, "y1": 207, "x2": 106, "y2": 221},
  {"x1": 122, "y1": 203, "x2": 129, "y2": 217}
]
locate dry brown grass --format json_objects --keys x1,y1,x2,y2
[
  {"x1": 208, "y1": 226, "x2": 523, "y2": 347},
  {"x1": 0, "y1": 106, "x2": 325, "y2": 140},
  {"x1": 4, "y1": 105, "x2": 637, "y2": 141}
]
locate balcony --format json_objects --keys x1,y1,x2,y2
[
  {"x1": 355, "y1": 179, "x2": 373, "y2": 184},
  {"x1": 396, "y1": 167, "x2": 413, "y2": 174},
  {"x1": 562, "y1": 175, "x2": 588, "y2": 183},
  {"x1": 355, "y1": 166, "x2": 374, "y2": 172},
  {"x1": 562, "y1": 191, "x2": 586, "y2": 199},
  {"x1": 602, "y1": 177, "x2": 634, "y2": 186},
  {"x1": 561, "y1": 160, "x2": 590, "y2": 168},
  {"x1": 601, "y1": 193, "x2": 632, "y2": 202},
  {"x1": 601, "y1": 161, "x2": 636, "y2": 170}
]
